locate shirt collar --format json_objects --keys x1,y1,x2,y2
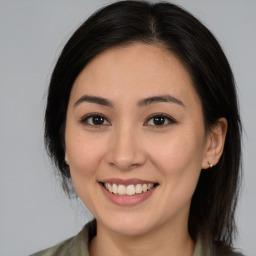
[{"x1": 193, "y1": 235, "x2": 211, "y2": 256}]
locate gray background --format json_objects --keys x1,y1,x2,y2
[{"x1": 0, "y1": 1, "x2": 255, "y2": 255}]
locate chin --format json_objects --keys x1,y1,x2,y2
[{"x1": 98, "y1": 212, "x2": 157, "y2": 237}]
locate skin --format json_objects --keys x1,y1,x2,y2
[{"x1": 65, "y1": 43, "x2": 227, "y2": 256}]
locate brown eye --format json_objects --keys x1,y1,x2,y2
[
  {"x1": 145, "y1": 114, "x2": 176, "y2": 127},
  {"x1": 91, "y1": 116, "x2": 105, "y2": 125},
  {"x1": 152, "y1": 116, "x2": 165, "y2": 125},
  {"x1": 81, "y1": 114, "x2": 110, "y2": 126}
]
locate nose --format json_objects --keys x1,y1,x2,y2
[{"x1": 105, "y1": 126, "x2": 146, "y2": 171}]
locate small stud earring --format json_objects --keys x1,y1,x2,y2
[
  {"x1": 207, "y1": 161, "x2": 213, "y2": 168},
  {"x1": 65, "y1": 155, "x2": 69, "y2": 165}
]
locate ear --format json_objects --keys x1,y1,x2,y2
[{"x1": 201, "y1": 118, "x2": 228, "y2": 169}]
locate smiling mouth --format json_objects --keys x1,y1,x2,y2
[{"x1": 101, "y1": 182, "x2": 158, "y2": 196}]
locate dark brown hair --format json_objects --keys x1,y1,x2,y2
[{"x1": 44, "y1": 1, "x2": 242, "y2": 253}]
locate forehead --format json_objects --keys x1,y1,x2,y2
[{"x1": 70, "y1": 43, "x2": 200, "y2": 107}]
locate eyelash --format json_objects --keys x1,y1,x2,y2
[
  {"x1": 80, "y1": 113, "x2": 176, "y2": 128},
  {"x1": 144, "y1": 113, "x2": 177, "y2": 127},
  {"x1": 80, "y1": 113, "x2": 110, "y2": 127}
]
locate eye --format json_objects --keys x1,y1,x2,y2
[
  {"x1": 145, "y1": 114, "x2": 176, "y2": 127},
  {"x1": 80, "y1": 114, "x2": 110, "y2": 126}
]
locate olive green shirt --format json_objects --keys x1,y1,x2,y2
[{"x1": 29, "y1": 220, "x2": 240, "y2": 256}]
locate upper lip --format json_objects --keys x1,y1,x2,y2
[{"x1": 99, "y1": 178, "x2": 158, "y2": 186}]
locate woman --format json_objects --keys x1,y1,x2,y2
[{"x1": 31, "y1": 1, "x2": 243, "y2": 255}]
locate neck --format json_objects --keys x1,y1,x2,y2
[{"x1": 89, "y1": 219, "x2": 195, "y2": 256}]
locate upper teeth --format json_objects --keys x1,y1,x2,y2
[{"x1": 104, "y1": 183, "x2": 154, "y2": 196}]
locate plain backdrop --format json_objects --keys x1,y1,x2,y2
[{"x1": 0, "y1": 1, "x2": 255, "y2": 256}]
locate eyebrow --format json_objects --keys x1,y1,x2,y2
[
  {"x1": 74, "y1": 94, "x2": 185, "y2": 108},
  {"x1": 74, "y1": 95, "x2": 114, "y2": 108},
  {"x1": 138, "y1": 95, "x2": 185, "y2": 107}
]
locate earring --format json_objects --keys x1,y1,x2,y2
[
  {"x1": 207, "y1": 161, "x2": 213, "y2": 168},
  {"x1": 65, "y1": 155, "x2": 69, "y2": 165}
]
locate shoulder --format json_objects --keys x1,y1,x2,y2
[
  {"x1": 211, "y1": 245, "x2": 245, "y2": 256},
  {"x1": 195, "y1": 236, "x2": 244, "y2": 256},
  {"x1": 29, "y1": 236, "x2": 75, "y2": 256},
  {"x1": 29, "y1": 220, "x2": 96, "y2": 256}
]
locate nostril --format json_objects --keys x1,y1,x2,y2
[
  {"x1": 105, "y1": 139, "x2": 147, "y2": 171},
  {"x1": 109, "y1": 161, "x2": 143, "y2": 171}
]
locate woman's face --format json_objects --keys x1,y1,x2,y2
[{"x1": 65, "y1": 43, "x2": 211, "y2": 236}]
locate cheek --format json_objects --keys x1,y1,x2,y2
[
  {"x1": 148, "y1": 131, "x2": 205, "y2": 214},
  {"x1": 65, "y1": 130, "x2": 108, "y2": 211},
  {"x1": 148, "y1": 130, "x2": 205, "y2": 178},
  {"x1": 65, "y1": 129, "x2": 108, "y2": 178}
]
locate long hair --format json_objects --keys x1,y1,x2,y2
[{"x1": 44, "y1": 1, "x2": 242, "y2": 252}]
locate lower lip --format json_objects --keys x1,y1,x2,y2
[{"x1": 100, "y1": 184, "x2": 157, "y2": 206}]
